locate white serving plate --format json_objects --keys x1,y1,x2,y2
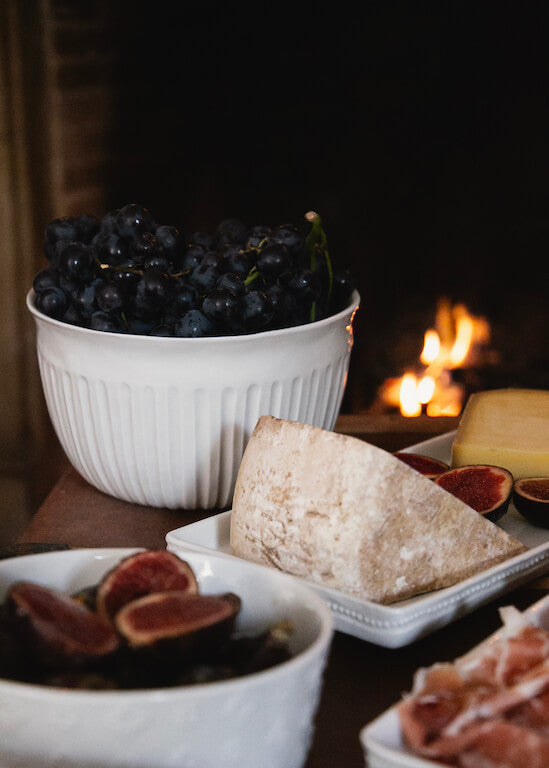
[
  {"x1": 166, "y1": 431, "x2": 549, "y2": 647},
  {"x1": 359, "y1": 591, "x2": 549, "y2": 768}
]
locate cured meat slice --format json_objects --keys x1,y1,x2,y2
[
  {"x1": 456, "y1": 625, "x2": 549, "y2": 688},
  {"x1": 399, "y1": 607, "x2": 549, "y2": 767},
  {"x1": 509, "y1": 687, "x2": 549, "y2": 730},
  {"x1": 399, "y1": 666, "x2": 494, "y2": 756},
  {"x1": 457, "y1": 720, "x2": 549, "y2": 768}
]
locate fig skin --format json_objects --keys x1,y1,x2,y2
[
  {"x1": 114, "y1": 590, "x2": 241, "y2": 658},
  {"x1": 394, "y1": 452, "x2": 449, "y2": 479},
  {"x1": 513, "y1": 477, "x2": 549, "y2": 528},
  {"x1": 0, "y1": 556, "x2": 295, "y2": 689},
  {"x1": 434, "y1": 464, "x2": 514, "y2": 523},
  {"x1": 96, "y1": 550, "x2": 198, "y2": 622},
  {"x1": 7, "y1": 581, "x2": 120, "y2": 670}
]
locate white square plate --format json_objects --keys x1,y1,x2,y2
[
  {"x1": 166, "y1": 431, "x2": 549, "y2": 647},
  {"x1": 359, "y1": 592, "x2": 549, "y2": 767}
]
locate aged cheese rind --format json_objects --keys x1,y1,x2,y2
[
  {"x1": 451, "y1": 388, "x2": 549, "y2": 479},
  {"x1": 230, "y1": 416, "x2": 526, "y2": 605}
]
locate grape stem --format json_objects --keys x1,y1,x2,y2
[
  {"x1": 304, "y1": 211, "x2": 333, "y2": 322},
  {"x1": 97, "y1": 260, "x2": 190, "y2": 279},
  {"x1": 244, "y1": 266, "x2": 260, "y2": 286},
  {"x1": 98, "y1": 261, "x2": 142, "y2": 275},
  {"x1": 253, "y1": 237, "x2": 269, "y2": 252}
]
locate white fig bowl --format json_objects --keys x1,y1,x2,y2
[
  {"x1": 0, "y1": 547, "x2": 333, "y2": 768},
  {"x1": 26, "y1": 289, "x2": 359, "y2": 509}
]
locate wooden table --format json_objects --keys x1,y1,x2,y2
[{"x1": 14, "y1": 417, "x2": 549, "y2": 767}]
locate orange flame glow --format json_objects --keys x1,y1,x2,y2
[{"x1": 377, "y1": 299, "x2": 491, "y2": 417}]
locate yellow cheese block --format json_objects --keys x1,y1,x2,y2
[{"x1": 451, "y1": 388, "x2": 549, "y2": 479}]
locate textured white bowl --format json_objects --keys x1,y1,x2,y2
[
  {"x1": 0, "y1": 547, "x2": 333, "y2": 768},
  {"x1": 27, "y1": 289, "x2": 359, "y2": 508}
]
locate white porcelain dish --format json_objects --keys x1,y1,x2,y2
[
  {"x1": 359, "y1": 592, "x2": 549, "y2": 768},
  {"x1": 166, "y1": 431, "x2": 549, "y2": 647},
  {"x1": 0, "y1": 547, "x2": 333, "y2": 768},
  {"x1": 26, "y1": 288, "x2": 359, "y2": 510}
]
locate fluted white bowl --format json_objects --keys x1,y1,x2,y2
[
  {"x1": 26, "y1": 289, "x2": 359, "y2": 508},
  {"x1": 0, "y1": 547, "x2": 333, "y2": 768}
]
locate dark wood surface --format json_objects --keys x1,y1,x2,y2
[{"x1": 14, "y1": 417, "x2": 549, "y2": 767}]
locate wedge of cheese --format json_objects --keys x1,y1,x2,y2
[
  {"x1": 451, "y1": 388, "x2": 549, "y2": 479},
  {"x1": 230, "y1": 416, "x2": 526, "y2": 605}
]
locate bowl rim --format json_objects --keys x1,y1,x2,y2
[
  {"x1": 0, "y1": 547, "x2": 334, "y2": 700},
  {"x1": 26, "y1": 287, "x2": 360, "y2": 343}
]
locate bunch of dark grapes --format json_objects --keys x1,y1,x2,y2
[{"x1": 32, "y1": 203, "x2": 355, "y2": 337}]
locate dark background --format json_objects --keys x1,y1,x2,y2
[{"x1": 103, "y1": 1, "x2": 548, "y2": 406}]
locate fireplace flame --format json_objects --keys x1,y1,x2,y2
[
  {"x1": 377, "y1": 299, "x2": 491, "y2": 417},
  {"x1": 421, "y1": 330, "x2": 440, "y2": 365}
]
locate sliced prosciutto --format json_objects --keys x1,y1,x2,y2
[{"x1": 398, "y1": 606, "x2": 549, "y2": 767}]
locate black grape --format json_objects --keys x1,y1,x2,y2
[{"x1": 32, "y1": 203, "x2": 355, "y2": 336}]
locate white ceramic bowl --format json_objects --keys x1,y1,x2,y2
[
  {"x1": 26, "y1": 289, "x2": 359, "y2": 509},
  {"x1": 0, "y1": 547, "x2": 333, "y2": 768}
]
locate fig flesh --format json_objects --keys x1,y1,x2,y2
[
  {"x1": 7, "y1": 581, "x2": 120, "y2": 669},
  {"x1": 434, "y1": 464, "x2": 513, "y2": 523},
  {"x1": 96, "y1": 550, "x2": 198, "y2": 622},
  {"x1": 513, "y1": 477, "x2": 549, "y2": 528},
  {"x1": 394, "y1": 452, "x2": 449, "y2": 478},
  {"x1": 115, "y1": 590, "x2": 241, "y2": 654},
  {"x1": 0, "y1": 551, "x2": 295, "y2": 689}
]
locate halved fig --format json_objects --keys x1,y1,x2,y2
[
  {"x1": 7, "y1": 581, "x2": 120, "y2": 669},
  {"x1": 434, "y1": 464, "x2": 514, "y2": 523},
  {"x1": 513, "y1": 477, "x2": 549, "y2": 528},
  {"x1": 114, "y1": 591, "x2": 241, "y2": 655},
  {"x1": 96, "y1": 550, "x2": 198, "y2": 622},
  {"x1": 394, "y1": 452, "x2": 450, "y2": 478}
]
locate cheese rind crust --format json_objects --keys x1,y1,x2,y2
[
  {"x1": 451, "y1": 388, "x2": 549, "y2": 479},
  {"x1": 230, "y1": 416, "x2": 526, "y2": 605}
]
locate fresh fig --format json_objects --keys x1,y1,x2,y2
[
  {"x1": 114, "y1": 591, "x2": 241, "y2": 655},
  {"x1": 96, "y1": 550, "x2": 198, "y2": 622},
  {"x1": 394, "y1": 452, "x2": 450, "y2": 478},
  {"x1": 513, "y1": 477, "x2": 549, "y2": 528},
  {"x1": 7, "y1": 581, "x2": 120, "y2": 669},
  {"x1": 434, "y1": 464, "x2": 514, "y2": 523}
]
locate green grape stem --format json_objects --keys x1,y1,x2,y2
[
  {"x1": 244, "y1": 266, "x2": 260, "y2": 286},
  {"x1": 304, "y1": 211, "x2": 333, "y2": 322}
]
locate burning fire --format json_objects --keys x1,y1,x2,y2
[{"x1": 377, "y1": 299, "x2": 491, "y2": 417}]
